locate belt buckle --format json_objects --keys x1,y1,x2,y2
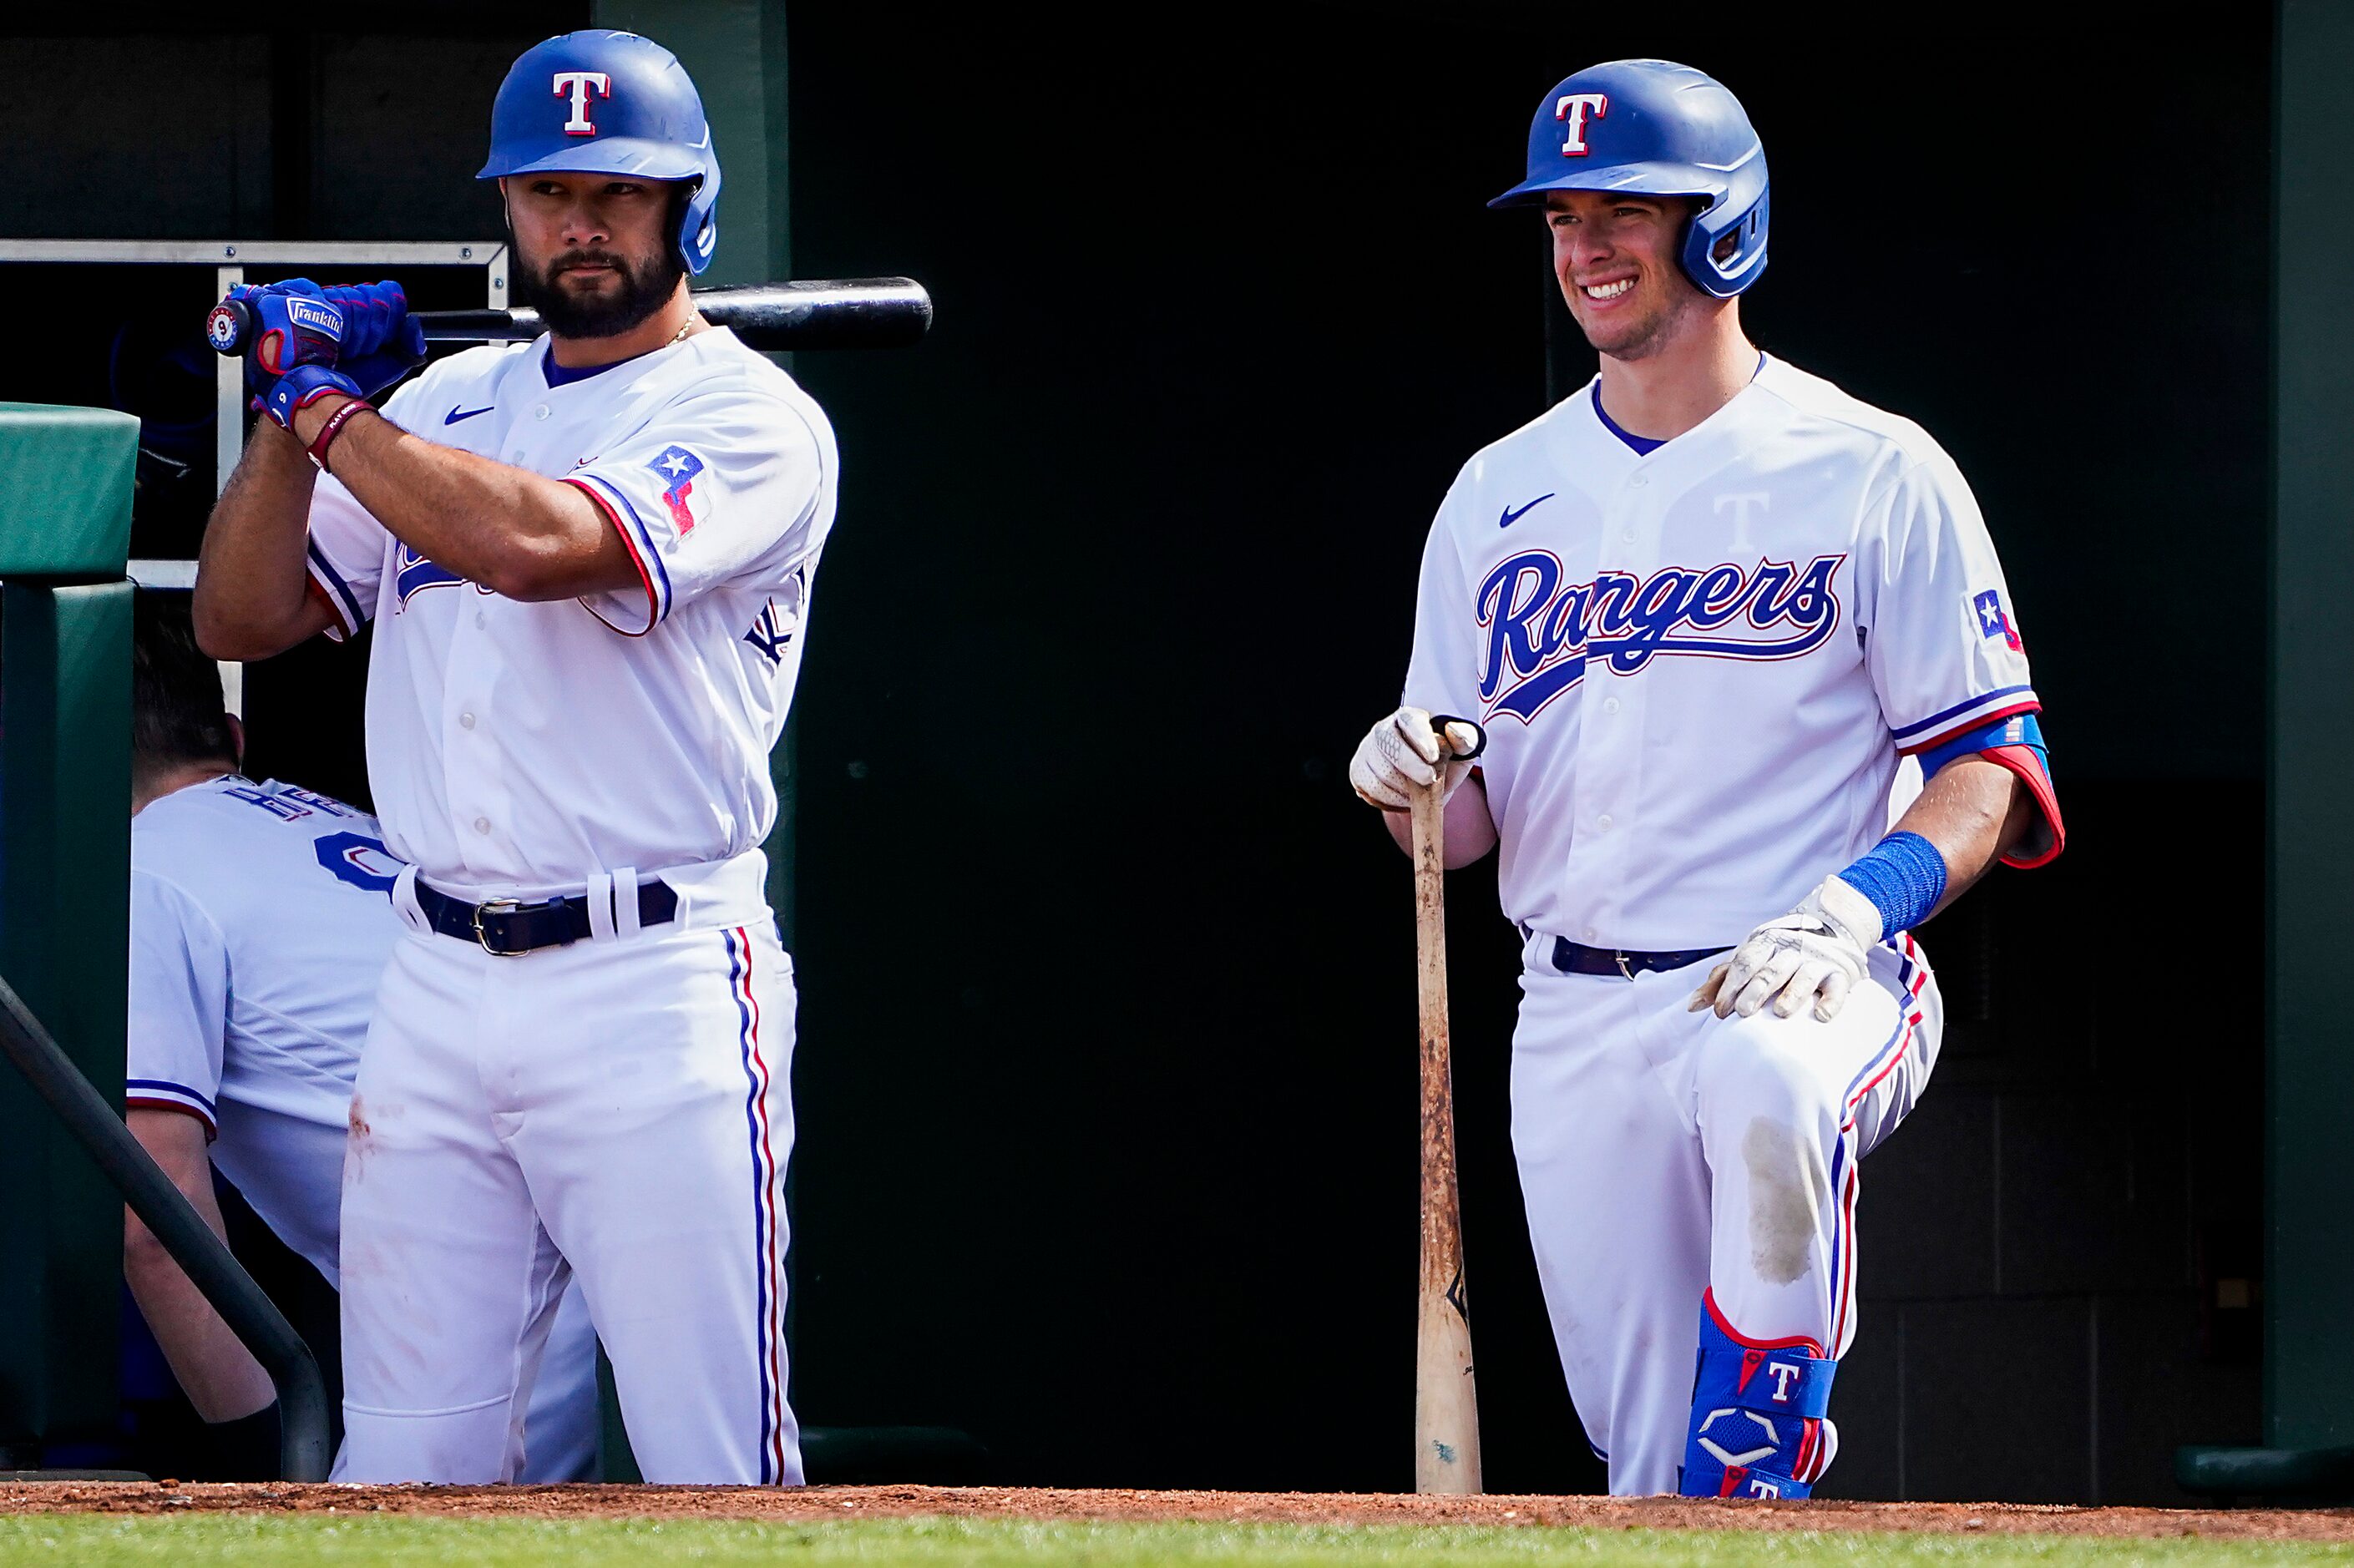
[
  {"x1": 473, "y1": 897, "x2": 524, "y2": 957},
  {"x1": 1615, "y1": 950, "x2": 1636, "y2": 980}
]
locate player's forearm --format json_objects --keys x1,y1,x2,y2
[
  {"x1": 295, "y1": 398, "x2": 635, "y2": 602},
  {"x1": 194, "y1": 422, "x2": 327, "y2": 662},
  {"x1": 1891, "y1": 756, "x2": 2034, "y2": 919},
  {"x1": 121, "y1": 1116, "x2": 275, "y2": 1423}
]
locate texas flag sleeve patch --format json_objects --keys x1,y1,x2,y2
[
  {"x1": 1972, "y1": 588, "x2": 2022, "y2": 651},
  {"x1": 646, "y1": 444, "x2": 706, "y2": 536}
]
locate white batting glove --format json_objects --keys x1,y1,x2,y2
[
  {"x1": 1689, "y1": 875, "x2": 1883, "y2": 1023},
  {"x1": 1349, "y1": 706, "x2": 1481, "y2": 812}
]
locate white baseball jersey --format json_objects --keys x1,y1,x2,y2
[
  {"x1": 302, "y1": 329, "x2": 838, "y2": 900},
  {"x1": 128, "y1": 775, "x2": 404, "y2": 1277},
  {"x1": 1404, "y1": 355, "x2": 2039, "y2": 952}
]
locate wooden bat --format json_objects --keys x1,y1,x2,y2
[
  {"x1": 208, "y1": 279, "x2": 932, "y2": 358},
  {"x1": 1411, "y1": 718, "x2": 1483, "y2": 1495}
]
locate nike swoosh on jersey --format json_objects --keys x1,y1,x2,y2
[
  {"x1": 443, "y1": 406, "x2": 494, "y2": 424},
  {"x1": 1500, "y1": 493, "x2": 1557, "y2": 529}
]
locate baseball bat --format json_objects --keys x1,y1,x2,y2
[
  {"x1": 1410, "y1": 741, "x2": 1483, "y2": 1495},
  {"x1": 207, "y1": 278, "x2": 932, "y2": 357}
]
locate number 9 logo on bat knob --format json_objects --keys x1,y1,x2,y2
[{"x1": 205, "y1": 299, "x2": 251, "y2": 356}]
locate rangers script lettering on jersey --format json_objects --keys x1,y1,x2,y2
[{"x1": 1403, "y1": 356, "x2": 2038, "y2": 953}]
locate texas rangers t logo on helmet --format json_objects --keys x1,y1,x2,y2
[
  {"x1": 1556, "y1": 93, "x2": 1608, "y2": 155},
  {"x1": 554, "y1": 70, "x2": 612, "y2": 135}
]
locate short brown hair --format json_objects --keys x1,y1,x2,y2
[{"x1": 132, "y1": 591, "x2": 237, "y2": 782}]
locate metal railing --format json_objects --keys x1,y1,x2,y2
[{"x1": 0, "y1": 974, "x2": 330, "y2": 1479}]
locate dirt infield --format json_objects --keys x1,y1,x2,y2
[{"x1": 2, "y1": 1482, "x2": 2351, "y2": 1540}]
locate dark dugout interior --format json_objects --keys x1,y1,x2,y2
[{"x1": 0, "y1": 3, "x2": 2266, "y2": 1500}]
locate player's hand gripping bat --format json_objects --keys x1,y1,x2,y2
[
  {"x1": 1411, "y1": 714, "x2": 1486, "y2": 1495},
  {"x1": 208, "y1": 278, "x2": 932, "y2": 357}
]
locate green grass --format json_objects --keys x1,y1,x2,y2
[{"x1": 0, "y1": 1517, "x2": 2349, "y2": 1567}]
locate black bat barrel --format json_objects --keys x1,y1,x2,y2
[{"x1": 419, "y1": 277, "x2": 932, "y2": 351}]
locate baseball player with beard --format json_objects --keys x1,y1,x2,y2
[
  {"x1": 192, "y1": 30, "x2": 832, "y2": 1484},
  {"x1": 1349, "y1": 60, "x2": 2063, "y2": 1498}
]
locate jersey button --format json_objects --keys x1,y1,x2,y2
[
  {"x1": 1629, "y1": 474, "x2": 1648, "y2": 488},
  {"x1": 459, "y1": 712, "x2": 477, "y2": 730},
  {"x1": 1597, "y1": 813, "x2": 1614, "y2": 832},
  {"x1": 1602, "y1": 697, "x2": 1620, "y2": 715},
  {"x1": 533, "y1": 405, "x2": 551, "y2": 421},
  {"x1": 473, "y1": 817, "x2": 491, "y2": 835}
]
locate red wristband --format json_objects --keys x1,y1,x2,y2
[{"x1": 305, "y1": 398, "x2": 374, "y2": 473}]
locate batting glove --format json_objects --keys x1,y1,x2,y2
[
  {"x1": 1349, "y1": 705, "x2": 1481, "y2": 812},
  {"x1": 1689, "y1": 875, "x2": 1882, "y2": 1024},
  {"x1": 324, "y1": 281, "x2": 427, "y2": 398},
  {"x1": 232, "y1": 279, "x2": 345, "y2": 382}
]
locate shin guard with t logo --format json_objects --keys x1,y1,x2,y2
[{"x1": 1678, "y1": 1292, "x2": 1837, "y2": 1499}]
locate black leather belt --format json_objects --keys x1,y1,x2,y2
[
  {"x1": 1550, "y1": 937, "x2": 1729, "y2": 979},
  {"x1": 413, "y1": 878, "x2": 678, "y2": 957}
]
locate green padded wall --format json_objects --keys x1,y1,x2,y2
[
  {"x1": 0, "y1": 405, "x2": 135, "y2": 1453},
  {"x1": 0, "y1": 406, "x2": 135, "y2": 579}
]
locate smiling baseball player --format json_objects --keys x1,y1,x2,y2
[
  {"x1": 1349, "y1": 59, "x2": 2062, "y2": 1499},
  {"x1": 191, "y1": 30, "x2": 832, "y2": 1484}
]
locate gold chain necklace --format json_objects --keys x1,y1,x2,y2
[{"x1": 670, "y1": 311, "x2": 702, "y2": 346}]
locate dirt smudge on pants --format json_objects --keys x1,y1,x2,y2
[{"x1": 1743, "y1": 1116, "x2": 1824, "y2": 1287}]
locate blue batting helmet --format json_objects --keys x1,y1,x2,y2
[
  {"x1": 477, "y1": 30, "x2": 723, "y2": 276},
  {"x1": 1491, "y1": 59, "x2": 1768, "y2": 299}
]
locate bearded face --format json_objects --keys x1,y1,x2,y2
[{"x1": 504, "y1": 176, "x2": 688, "y2": 340}]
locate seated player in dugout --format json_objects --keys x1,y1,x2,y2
[
  {"x1": 121, "y1": 593, "x2": 600, "y2": 1480},
  {"x1": 192, "y1": 29, "x2": 830, "y2": 1484},
  {"x1": 1348, "y1": 61, "x2": 2061, "y2": 1500}
]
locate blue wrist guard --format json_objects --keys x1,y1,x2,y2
[
  {"x1": 259, "y1": 363, "x2": 363, "y2": 431},
  {"x1": 1835, "y1": 830, "x2": 1946, "y2": 936}
]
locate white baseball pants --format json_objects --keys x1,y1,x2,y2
[
  {"x1": 1509, "y1": 934, "x2": 1941, "y2": 1495},
  {"x1": 335, "y1": 861, "x2": 797, "y2": 1485}
]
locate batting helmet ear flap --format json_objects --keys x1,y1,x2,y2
[
  {"x1": 673, "y1": 175, "x2": 718, "y2": 276},
  {"x1": 1683, "y1": 181, "x2": 1769, "y2": 298},
  {"x1": 673, "y1": 173, "x2": 715, "y2": 277}
]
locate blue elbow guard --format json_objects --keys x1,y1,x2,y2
[{"x1": 1919, "y1": 710, "x2": 2045, "y2": 781}]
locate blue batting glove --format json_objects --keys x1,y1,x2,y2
[
  {"x1": 321, "y1": 281, "x2": 409, "y2": 359},
  {"x1": 238, "y1": 279, "x2": 344, "y2": 378},
  {"x1": 323, "y1": 281, "x2": 426, "y2": 397},
  {"x1": 258, "y1": 362, "x2": 362, "y2": 432}
]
